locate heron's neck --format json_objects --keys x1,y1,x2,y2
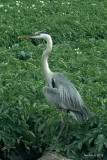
[{"x1": 42, "y1": 36, "x2": 53, "y2": 84}]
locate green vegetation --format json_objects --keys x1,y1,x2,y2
[{"x1": 0, "y1": 0, "x2": 107, "y2": 159}]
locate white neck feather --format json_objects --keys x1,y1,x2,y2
[{"x1": 42, "y1": 35, "x2": 53, "y2": 86}]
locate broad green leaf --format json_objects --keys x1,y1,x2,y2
[
  {"x1": 98, "y1": 143, "x2": 103, "y2": 152},
  {"x1": 38, "y1": 123, "x2": 46, "y2": 132},
  {"x1": 98, "y1": 134, "x2": 105, "y2": 142},
  {"x1": 78, "y1": 141, "x2": 82, "y2": 150}
]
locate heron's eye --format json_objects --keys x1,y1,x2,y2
[{"x1": 52, "y1": 78, "x2": 55, "y2": 88}]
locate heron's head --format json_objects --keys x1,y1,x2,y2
[{"x1": 18, "y1": 31, "x2": 50, "y2": 41}]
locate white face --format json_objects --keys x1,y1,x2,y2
[
  {"x1": 39, "y1": 34, "x2": 51, "y2": 41},
  {"x1": 34, "y1": 33, "x2": 49, "y2": 39}
]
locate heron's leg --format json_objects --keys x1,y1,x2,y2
[
  {"x1": 51, "y1": 109, "x2": 65, "y2": 151},
  {"x1": 65, "y1": 111, "x2": 69, "y2": 138},
  {"x1": 63, "y1": 111, "x2": 69, "y2": 147}
]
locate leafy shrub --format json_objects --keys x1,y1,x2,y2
[{"x1": 0, "y1": 0, "x2": 107, "y2": 159}]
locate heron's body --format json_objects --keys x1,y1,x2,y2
[
  {"x1": 43, "y1": 72, "x2": 92, "y2": 123},
  {"x1": 36, "y1": 31, "x2": 92, "y2": 123},
  {"x1": 18, "y1": 31, "x2": 93, "y2": 148}
]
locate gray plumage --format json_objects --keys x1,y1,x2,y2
[{"x1": 43, "y1": 72, "x2": 92, "y2": 124}]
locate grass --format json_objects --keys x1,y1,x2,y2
[{"x1": 0, "y1": 0, "x2": 107, "y2": 159}]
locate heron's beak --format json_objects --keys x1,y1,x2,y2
[{"x1": 18, "y1": 34, "x2": 36, "y2": 39}]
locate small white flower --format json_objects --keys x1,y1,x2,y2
[
  {"x1": 92, "y1": 3, "x2": 96, "y2": 6},
  {"x1": 77, "y1": 51, "x2": 82, "y2": 54},
  {"x1": 32, "y1": 4, "x2": 35, "y2": 7},
  {"x1": 16, "y1": 1, "x2": 20, "y2": 6},
  {"x1": 40, "y1": 1, "x2": 44, "y2": 4},
  {"x1": 74, "y1": 48, "x2": 79, "y2": 51},
  {"x1": 0, "y1": 4, "x2": 4, "y2": 8}
]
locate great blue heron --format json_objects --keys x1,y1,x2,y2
[{"x1": 18, "y1": 31, "x2": 93, "y2": 149}]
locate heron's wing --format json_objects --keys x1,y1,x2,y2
[
  {"x1": 43, "y1": 87, "x2": 62, "y2": 109},
  {"x1": 52, "y1": 73, "x2": 93, "y2": 119},
  {"x1": 52, "y1": 73, "x2": 83, "y2": 110},
  {"x1": 43, "y1": 86, "x2": 83, "y2": 112}
]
